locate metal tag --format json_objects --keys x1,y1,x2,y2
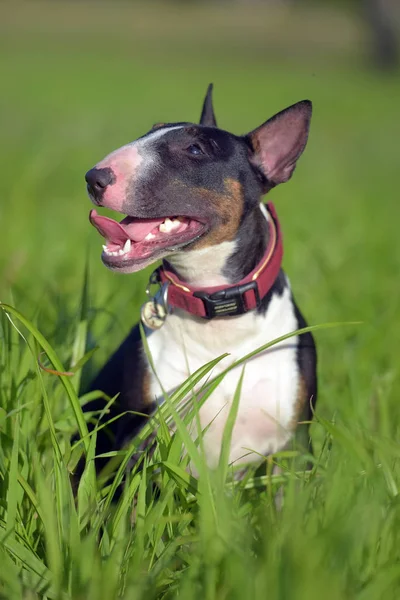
[
  {"x1": 140, "y1": 273, "x2": 169, "y2": 330},
  {"x1": 141, "y1": 299, "x2": 167, "y2": 330}
]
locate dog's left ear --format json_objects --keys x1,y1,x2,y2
[
  {"x1": 246, "y1": 100, "x2": 312, "y2": 186},
  {"x1": 199, "y1": 83, "x2": 217, "y2": 127}
]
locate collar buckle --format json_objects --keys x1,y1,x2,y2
[{"x1": 193, "y1": 280, "x2": 260, "y2": 319}]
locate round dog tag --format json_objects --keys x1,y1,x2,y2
[{"x1": 141, "y1": 300, "x2": 167, "y2": 330}]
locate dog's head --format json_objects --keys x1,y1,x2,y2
[{"x1": 87, "y1": 85, "x2": 312, "y2": 273}]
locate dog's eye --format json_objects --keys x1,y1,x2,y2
[{"x1": 187, "y1": 144, "x2": 203, "y2": 156}]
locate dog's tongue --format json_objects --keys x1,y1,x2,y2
[{"x1": 89, "y1": 210, "x2": 163, "y2": 243}]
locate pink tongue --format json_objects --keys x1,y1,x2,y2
[{"x1": 89, "y1": 210, "x2": 164, "y2": 243}]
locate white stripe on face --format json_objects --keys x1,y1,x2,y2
[
  {"x1": 136, "y1": 125, "x2": 186, "y2": 145},
  {"x1": 93, "y1": 125, "x2": 186, "y2": 211},
  {"x1": 105, "y1": 125, "x2": 186, "y2": 171},
  {"x1": 133, "y1": 125, "x2": 186, "y2": 176}
]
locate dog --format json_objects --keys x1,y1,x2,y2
[{"x1": 84, "y1": 84, "x2": 317, "y2": 476}]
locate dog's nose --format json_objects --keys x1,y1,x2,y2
[{"x1": 85, "y1": 167, "x2": 115, "y2": 203}]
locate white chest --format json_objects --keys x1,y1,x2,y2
[{"x1": 146, "y1": 285, "x2": 300, "y2": 468}]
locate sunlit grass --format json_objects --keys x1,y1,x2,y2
[
  {"x1": 1, "y1": 300, "x2": 399, "y2": 599},
  {"x1": 1, "y1": 2, "x2": 400, "y2": 598}
]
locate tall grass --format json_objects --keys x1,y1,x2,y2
[
  {"x1": 1, "y1": 299, "x2": 400, "y2": 599},
  {"x1": 1, "y1": 2, "x2": 400, "y2": 598},
  {"x1": 2, "y1": 298, "x2": 395, "y2": 600}
]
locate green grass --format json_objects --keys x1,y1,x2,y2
[{"x1": 1, "y1": 2, "x2": 400, "y2": 598}]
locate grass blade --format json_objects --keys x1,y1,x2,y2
[
  {"x1": 0, "y1": 303, "x2": 90, "y2": 450},
  {"x1": 218, "y1": 366, "x2": 245, "y2": 483}
]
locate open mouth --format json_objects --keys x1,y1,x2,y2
[{"x1": 89, "y1": 209, "x2": 207, "y2": 269}]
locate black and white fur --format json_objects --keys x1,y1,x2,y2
[{"x1": 84, "y1": 85, "x2": 317, "y2": 473}]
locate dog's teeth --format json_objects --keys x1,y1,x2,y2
[
  {"x1": 123, "y1": 239, "x2": 131, "y2": 253},
  {"x1": 160, "y1": 218, "x2": 180, "y2": 234},
  {"x1": 102, "y1": 239, "x2": 133, "y2": 257},
  {"x1": 170, "y1": 219, "x2": 181, "y2": 231},
  {"x1": 145, "y1": 232, "x2": 156, "y2": 241}
]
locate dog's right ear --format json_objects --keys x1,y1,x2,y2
[
  {"x1": 246, "y1": 100, "x2": 312, "y2": 187},
  {"x1": 199, "y1": 83, "x2": 217, "y2": 127}
]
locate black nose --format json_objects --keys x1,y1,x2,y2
[{"x1": 85, "y1": 167, "x2": 115, "y2": 202}]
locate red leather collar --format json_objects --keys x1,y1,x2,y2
[{"x1": 159, "y1": 202, "x2": 283, "y2": 319}]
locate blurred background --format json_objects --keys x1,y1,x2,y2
[{"x1": 1, "y1": 0, "x2": 399, "y2": 427}]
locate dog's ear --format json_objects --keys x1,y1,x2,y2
[
  {"x1": 199, "y1": 83, "x2": 217, "y2": 127},
  {"x1": 246, "y1": 100, "x2": 312, "y2": 186}
]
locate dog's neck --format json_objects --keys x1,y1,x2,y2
[{"x1": 166, "y1": 204, "x2": 270, "y2": 288}]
